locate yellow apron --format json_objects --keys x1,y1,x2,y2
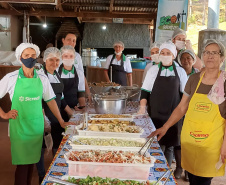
[{"x1": 181, "y1": 72, "x2": 225, "y2": 177}]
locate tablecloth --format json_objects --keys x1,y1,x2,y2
[{"x1": 41, "y1": 102, "x2": 178, "y2": 185}]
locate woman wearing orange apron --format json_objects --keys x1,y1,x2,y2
[{"x1": 150, "y1": 39, "x2": 226, "y2": 185}]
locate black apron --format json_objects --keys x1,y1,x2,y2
[
  {"x1": 108, "y1": 54, "x2": 127, "y2": 86},
  {"x1": 43, "y1": 66, "x2": 64, "y2": 149},
  {"x1": 148, "y1": 63, "x2": 183, "y2": 147},
  {"x1": 58, "y1": 64, "x2": 79, "y2": 121}
]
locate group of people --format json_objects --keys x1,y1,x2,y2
[
  {"x1": 140, "y1": 28, "x2": 226, "y2": 185},
  {"x1": 0, "y1": 27, "x2": 225, "y2": 185},
  {"x1": 0, "y1": 31, "x2": 135, "y2": 185},
  {"x1": 0, "y1": 32, "x2": 91, "y2": 185}
]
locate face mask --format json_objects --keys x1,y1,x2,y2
[
  {"x1": 151, "y1": 54, "x2": 159, "y2": 63},
  {"x1": 159, "y1": 55, "x2": 173, "y2": 66},
  {"x1": 62, "y1": 59, "x2": 74, "y2": 66},
  {"x1": 115, "y1": 51, "x2": 122, "y2": 56},
  {"x1": 175, "y1": 40, "x2": 185, "y2": 50},
  {"x1": 21, "y1": 57, "x2": 37, "y2": 69}
]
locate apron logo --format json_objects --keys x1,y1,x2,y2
[
  {"x1": 19, "y1": 96, "x2": 40, "y2": 102},
  {"x1": 19, "y1": 96, "x2": 24, "y2": 102},
  {"x1": 190, "y1": 131, "x2": 209, "y2": 142},
  {"x1": 194, "y1": 102, "x2": 212, "y2": 113}
]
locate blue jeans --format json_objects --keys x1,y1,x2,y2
[
  {"x1": 36, "y1": 148, "x2": 46, "y2": 178},
  {"x1": 160, "y1": 145, "x2": 174, "y2": 167}
]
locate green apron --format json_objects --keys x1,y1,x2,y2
[{"x1": 9, "y1": 69, "x2": 44, "y2": 165}]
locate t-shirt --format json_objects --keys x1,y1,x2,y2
[
  {"x1": 104, "y1": 54, "x2": 132, "y2": 73},
  {"x1": 142, "y1": 61, "x2": 157, "y2": 83},
  {"x1": 57, "y1": 65, "x2": 85, "y2": 92},
  {"x1": 184, "y1": 72, "x2": 226, "y2": 119},
  {"x1": 39, "y1": 68, "x2": 64, "y2": 99},
  {"x1": 142, "y1": 61, "x2": 188, "y2": 93},
  {"x1": 75, "y1": 52, "x2": 84, "y2": 72},
  {"x1": 0, "y1": 68, "x2": 56, "y2": 102}
]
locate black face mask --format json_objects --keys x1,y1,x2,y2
[{"x1": 21, "y1": 57, "x2": 37, "y2": 69}]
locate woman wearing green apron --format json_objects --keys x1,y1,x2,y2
[
  {"x1": 0, "y1": 43, "x2": 71, "y2": 185},
  {"x1": 150, "y1": 39, "x2": 226, "y2": 185}
]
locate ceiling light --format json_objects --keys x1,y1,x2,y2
[
  {"x1": 43, "y1": 16, "x2": 47, "y2": 28},
  {"x1": 43, "y1": 23, "x2": 47, "y2": 28},
  {"x1": 102, "y1": 25, "x2": 106, "y2": 30}
]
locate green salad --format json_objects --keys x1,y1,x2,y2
[{"x1": 56, "y1": 175, "x2": 160, "y2": 185}]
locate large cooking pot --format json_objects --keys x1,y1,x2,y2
[
  {"x1": 120, "y1": 84, "x2": 141, "y2": 101},
  {"x1": 93, "y1": 92, "x2": 128, "y2": 114}
]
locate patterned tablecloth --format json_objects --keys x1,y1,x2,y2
[{"x1": 41, "y1": 102, "x2": 178, "y2": 185}]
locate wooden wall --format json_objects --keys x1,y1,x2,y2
[{"x1": 0, "y1": 66, "x2": 20, "y2": 112}]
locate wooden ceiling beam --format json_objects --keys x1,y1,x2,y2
[
  {"x1": 0, "y1": 2, "x2": 10, "y2": 9},
  {"x1": 63, "y1": 3, "x2": 157, "y2": 9},
  {"x1": 56, "y1": 0, "x2": 63, "y2": 12},
  {"x1": 109, "y1": 0, "x2": 114, "y2": 13},
  {"x1": 82, "y1": 17, "x2": 153, "y2": 24},
  {"x1": 0, "y1": 9, "x2": 156, "y2": 19}
]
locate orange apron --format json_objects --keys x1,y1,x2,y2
[{"x1": 181, "y1": 73, "x2": 225, "y2": 177}]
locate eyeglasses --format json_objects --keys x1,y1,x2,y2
[{"x1": 203, "y1": 50, "x2": 221, "y2": 57}]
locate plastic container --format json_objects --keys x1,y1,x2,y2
[
  {"x1": 77, "y1": 127, "x2": 144, "y2": 138},
  {"x1": 64, "y1": 150, "x2": 156, "y2": 180},
  {"x1": 89, "y1": 114, "x2": 133, "y2": 121},
  {"x1": 70, "y1": 135, "x2": 147, "y2": 151},
  {"x1": 130, "y1": 59, "x2": 147, "y2": 69}
]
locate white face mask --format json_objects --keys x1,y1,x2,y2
[
  {"x1": 175, "y1": 40, "x2": 185, "y2": 50},
  {"x1": 62, "y1": 59, "x2": 74, "y2": 66},
  {"x1": 151, "y1": 54, "x2": 159, "y2": 63},
  {"x1": 115, "y1": 51, "x2": 122, "y2": 56},
  {"x1": 159, "y1": 55, "x2": 173, "y2": 66}
]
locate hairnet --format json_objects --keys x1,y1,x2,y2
[
  {"x1": 159, "y1": 41, "x2": 177, "y2": 58},
  {"x1": 60, "y1": 45, "x2": 75, "y2": 56},
  {"x1": 113, "y1": 41, "x2": 124, "y2": 48},
  {"x1": 15, "y1": 43, "x2": 40, "y2": 62},
  {"x1": 43, "y1": 47, "x2": 61, "y2": 62},
  {"x1": 172, "y1": 27, "x2": 187, "y2": 39},
  {"x1": 150, "y1": 42, "x2": 161, "y2": 51},
  {"x1": 178, "y1": 49, "x2": 196, "y2": 66},
  {"x1": 203, "y1": 39, "x2": 225, "y2": 57}
]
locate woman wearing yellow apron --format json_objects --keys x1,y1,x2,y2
[
  {"x1": 150, "y1": 39, "x2": 226, "y2": 185},
  {"x1": 0, "y1": 43, "x2": 72, "y2": 185}
]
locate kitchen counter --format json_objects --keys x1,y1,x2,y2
[{"x1": 86, "y1": 66, "x2": 144, "y2": 87}]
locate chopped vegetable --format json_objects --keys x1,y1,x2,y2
[
  {"x1": 73, "y1": 138, "x2": 144, "y2": 147},
  {"x1": 68, "y1": 150, "x2": 152, "y2": 164},
  {"x1": 88, "y1": 119, "x2": 135, "y2": 126},
  {"x1": 56, "y1": 175, "x2": 161, "y2": 185},
  {"x1": 88, "y1": 124, "x2": 140, "y2": 133}
]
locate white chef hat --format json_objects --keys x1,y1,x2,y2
[
  {"x1": 159, "y1": 41, "x2": 177, "y2": 58},
  {"x1": 178, "y1": 49, "x2": 196, "y2": 65},
  {"x1": 150, "y1": 42, "x2": 161, "y2": 51},
  {"x1": 60, "y1": 45, "x2": 75, "y2": 56},
  {"x1": 43, "y1": 47, "x2": 61, "y2": 62},
  {"x1": 172, "y1": 27, "x2": 187, "y2": 39},
  {"x1": 113, "y1": 41, "x2": 124, "y2": 48},
  {"x1": 15, "y1": 43, "x2": 40, "y2": 62}
]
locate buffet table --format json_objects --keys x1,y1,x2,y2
[{"x1": 41, "y1": 102, "x2": 177, "y2": 185}]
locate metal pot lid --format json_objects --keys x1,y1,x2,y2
[{"x1": 94, "y1": 92, "x2": 128, "y2": 100}]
